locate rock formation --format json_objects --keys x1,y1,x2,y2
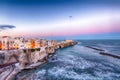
[{"x1": 0, "y1": 40, "x2": 77, "y2": 80}]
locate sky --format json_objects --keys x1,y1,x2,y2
[{"x1": 0, "y1": 0, "x2": 120, "y2": 39}]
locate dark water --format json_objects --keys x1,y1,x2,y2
[{"x1": 18, "y1": 40, "x2": 120, "y2": 80}]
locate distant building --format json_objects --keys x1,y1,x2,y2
[
  {"x1": 0, "y1": 36, "x2": 14, "y2": 50},
  {"x1": 66, "y1": 40, "x2": 73, "y2": 43},
  {"x1": 30, "y1": 39, "x2": 36, "y2": 48},
  {"x1": 0, "y1": 40, "x2": 2, "y2": 50},
  {"x1": 40, "y1": 39, "x2": 47, "y2": 47},
  {"x1": 0, "y1": 36, "x2": 58, "y2": 51},
  {"x1": 24, "y1": 40, "x2": 31, "y2": 49}
]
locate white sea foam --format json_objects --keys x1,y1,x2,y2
[
  {"x1": 48, "y1": 67, "x2": 82, "y2": 80},
  {"x1": 23, "y1": 43, "x2": 120, "y2": 80},
  {"x1": 30, "y1": 69, "x2": 46, "y2": 80},
  {"x1": 30, "y1": 53, "x2": 120, "y2": 80},
  {"x1": 46, "y1": 51, "x2": 120, "y2": 80},
  {"x1": 77, "y1": 42, "x2": 82, "y2": 45}
]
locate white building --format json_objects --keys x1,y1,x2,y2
[{"x1": 0, "y1": 36, "x2": 14, "y2": 50}]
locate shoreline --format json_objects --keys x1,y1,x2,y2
[{"x1": 0, "y1": 40, "x2": 77, "y2": 80}]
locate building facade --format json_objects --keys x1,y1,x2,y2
[{"x1": 0, "y1": 36, "x2": 54, "y2": 50}]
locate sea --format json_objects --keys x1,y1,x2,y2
[{"x1": 17, "y1": 40, "x2": 120, "y2": 80}]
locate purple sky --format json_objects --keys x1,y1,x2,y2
[{"x1": 0, "y1": 0, "x2": 120, "y2": 39}]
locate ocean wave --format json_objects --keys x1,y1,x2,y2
[
  {"x1": 19, "y1": 42, "x2": 120, "y2": 80},
  {"x1": 33, "y1": 64, "x2": 120, "y2": 80},
  {"x1": 97, "y1": 44, "x2": 120, "y2": 48},
  {"x1": 77, "y1": 42, "x2": 82, "y2": 45},
  {"x1": 47, "y1": 52, "x2": 120, "y2": 79}
]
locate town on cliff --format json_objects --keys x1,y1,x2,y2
[
  {"x1": 0, "y1": 36, "x2": 76, "y2": 50},
  {"x1": 0, "y1": 36, "x2": 77, "y2": 80}
]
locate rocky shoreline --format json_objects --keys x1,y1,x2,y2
[{"x1": 0, "y1": 40, "x2": 77, "y2": 80}]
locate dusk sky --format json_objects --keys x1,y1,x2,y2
[{"x1": 0, "y1": 0, "x2": 120, "y2": 39}]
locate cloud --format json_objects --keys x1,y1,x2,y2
[{"x1": 0, "y1": 25, "x2": 16, "y2": 31}]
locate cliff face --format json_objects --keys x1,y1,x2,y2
[
  {"x1": 0, "y1": 40, "x2": 77, "y2": 80},
  {"x1": 0, "y1": 49, "x2": 48, "y2": 68}
]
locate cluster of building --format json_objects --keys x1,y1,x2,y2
[{"x1": 0, "y1": 36, "x2": 57, "y2": 50}]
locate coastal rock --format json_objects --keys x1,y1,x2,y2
[
  {"x1": 18, "y1": 51, "x2": 29, "y2": 67},
  {"x1": 0, "y1": 40, "x2": 77, "y2": 80},
  {"x1": 0, "y1": 53, "x2": 4, "y2": 65}
]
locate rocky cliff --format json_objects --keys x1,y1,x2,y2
[{"x1": 0, "y1": 40, "x2": 77, "y2": 80}]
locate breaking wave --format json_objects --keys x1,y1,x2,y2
[
  {"x1": 19, "y1": 40, "x2": 120, "y2": 80},
  {"x1": 31, "y1": 47, "x2": 120, "y2": 80}
]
